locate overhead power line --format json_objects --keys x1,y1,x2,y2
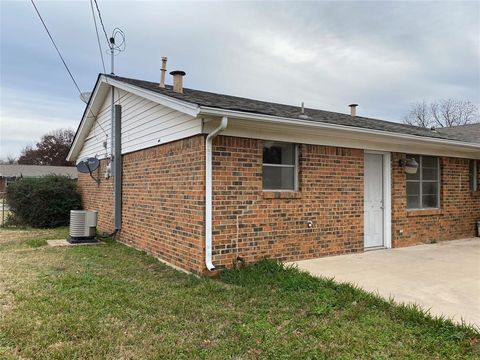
[
  {"x1": 30, "y1": 0, "x2": 108, "y2": 138},
  {"x1": 30, "y1": 0, "x2": 82, "y2": 95},
  {"x1": 89, "y1": 0, "x2": 107, "y2": 74},
  {"x1": 93, "y1": 0, "x2": 110, "y2": 46}
]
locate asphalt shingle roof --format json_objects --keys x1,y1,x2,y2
[
  {"x1": 437, "y1": 123, "x2": 480, "y2": 143},
  {"x1": 109, "y1": 75, "x2": 479, "y2": 145}
]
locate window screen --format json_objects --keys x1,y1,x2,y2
[{"x1": 263, "y1": 141, "x2": 297, "y2": 190}]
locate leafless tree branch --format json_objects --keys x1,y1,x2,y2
[{"x1": 403, "y1": 99, "x2": 479, "y2": 128}]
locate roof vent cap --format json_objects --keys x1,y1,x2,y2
[
  {"x1": 170, "y1": 70, "x2": 186, "y2": 94},
  {"x1": 349, "y1": 104, "x2": 358, "y2": 117}
]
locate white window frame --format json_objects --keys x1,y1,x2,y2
[
  {"x1": 406, "y1": 155, "x2": 440, "y2": 210},
  {"x1": 262, "y1": 142, "x2": 299, "y2": 192},
  {"x1": 470, "y1": 160, "x2": 478, "y2": 192}
]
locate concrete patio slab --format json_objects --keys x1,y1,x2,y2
[
  {"x1": 291, "y1": 238, "x2": 480, "y2": 327},
  {"x1": 47, "y1": 239, "x2": 104, "y2": 247}
]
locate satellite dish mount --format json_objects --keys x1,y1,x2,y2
[{"x1": 77, "y1": 157, "x2": 101, "y2": 184}]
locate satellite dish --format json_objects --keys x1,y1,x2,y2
[
  {"x1": 77, "y1": 157, "x2": 100, "y2": 174},
  {"x1": 80, "y1": 92, "x2": 92, "y2": 104}
]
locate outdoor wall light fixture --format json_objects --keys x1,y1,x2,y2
[{"x1": 399, "y1": 158, "x2": 419, "y2": 174}]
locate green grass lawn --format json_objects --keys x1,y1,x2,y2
[{"x1": 0, "y1": 227, "x2": 478, "y2": 359}]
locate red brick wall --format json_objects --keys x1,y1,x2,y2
[
  {"x1": 78, "y1": 136, "x2": 206, "y2": 273},
  {"x1": 77, "y1": 160, "x2": 114, "y2": 232},
  {"x1": 392, "y1": 153, "x2": 480, "y2": 247},
  {"x1": 78, "y1": 133, "x2": 479, "y2": 274},
  {"x1": 211, "y1": 136, "x2": 365, "y2": 269}
]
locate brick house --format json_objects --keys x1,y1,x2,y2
[{"x1": 67, "y1": 72, "x2": 480, "y2": 274}]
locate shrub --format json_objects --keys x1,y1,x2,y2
[{"x1": 6, "y1": 175, "x2": 81, "y2": 228}]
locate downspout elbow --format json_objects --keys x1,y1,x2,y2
[
  {"x1": 205, "y1": 116, "x2": 228, "y2": 271},
  {"x1": 206, "y1": 116, "x2": 228, "y2": 142}
]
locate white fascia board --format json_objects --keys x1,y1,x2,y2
[
  {"x1": 67, "y1": 80, "x2": 105, "y2": 162},
  {"x1": 67, "y1": 75, "x2": 201, "y2": 162},
  {"x1": 104, "y1": 77, "x2": 200, "y2": 117},
  {"x1": 199, "y1": 106, "x2": 480, "y2": 151}
]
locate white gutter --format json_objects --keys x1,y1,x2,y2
[
  {"x1": 199, "y1": 106, "x2": 480, "y2": 150},
  {"x1": 205, "y1": 116, "x2": 228, "y2": 271}
]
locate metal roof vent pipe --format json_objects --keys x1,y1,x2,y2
[
  {"x1": 299, "y1": 102, "x2": 309, "y2": 119},
  {"x1": 349, "y1": 103, "x2": 358, "y2": 117},
  {"x1": 170, "y1": 70, "x2": 186, "y2": 94},
  {"x1": 159, "y1": 57, "x2": 167, "y2": 88}
]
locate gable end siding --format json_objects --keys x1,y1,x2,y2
[{"x1": 77, "y1": 88, "x2": 202, "y2": 161}]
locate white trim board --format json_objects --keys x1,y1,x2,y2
[
  {"x1": 200, "y1": 107, "x2": 480, "y2": 150},
  {"x1": 203, "y1": 117, "x2": 480, "y2": 159},
  {"x1": 67, "y1": 76, "x2": 201, "y2": 162},
  {"x1": 74, "y1": 86, "x2": 201, "y2": 162},
  {"x1": 105, "y1": 77, "x2": 199, "y2": 117},
  {"x1": 69, "y1": 75, "x2": 480, "y2": 162}
]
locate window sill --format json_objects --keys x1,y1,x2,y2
[
  {"x1": 406, "y1": 209, "x2": 442, "y2": 217},
  {"x1": 262, "y1": 191, "x2": 302, "y2": 199}
]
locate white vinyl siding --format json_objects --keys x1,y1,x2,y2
[{"x1": 77, "y1": 88, "x2": 201, "y2": 162}]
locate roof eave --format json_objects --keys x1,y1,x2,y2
[
  {"x1": 198, "y1": 106, "x2": 480, "y2": 151},
  {"x1": 67, "y1": 74, "x2": 103, "y2": 162},
  {"x1": 67, "y1": 75, "x2": 201, "y2": 162}
]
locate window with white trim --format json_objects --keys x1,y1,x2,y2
[
  {"x1": 406, "y1": 155, "x2": 440, "y2": 209},
  {"x1": 470, "y1": 160, "x2": 478, "y2": 191},
  {"x1": 262, "y1": 141, "x2": 297, "y2": 191}
]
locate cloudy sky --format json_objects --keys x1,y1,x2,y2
[{"x1": 1, "y1": 0, "x2": 479, "y2": 159}]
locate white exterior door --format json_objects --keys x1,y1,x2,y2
[{"x1": 364, "y1": 153, "x2": 384, "y2": 248}]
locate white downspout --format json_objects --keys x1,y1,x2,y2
[{"x1": 205, "y1": 116, "x2": 228, "y2": 271}]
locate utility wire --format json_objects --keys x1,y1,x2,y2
[
  {"x1": 89, "y1": 0, "x2": 107, "y2": 74},
  {"x1": 88, "y1": 0, "x2": 109, "y2": 140},
  {"x1": 93, "y1": 0, "x2": 110, "y2": 46},
  {"x1": 30, "y1": 0, "x2": 108, "y2": 137},
  {"x1": 30, "y1": 0, "x2": 82, "y2": 95}
]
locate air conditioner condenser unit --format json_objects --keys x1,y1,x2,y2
[{"x1": 67, "y1": 210, "x2": 98, "y2": 244}]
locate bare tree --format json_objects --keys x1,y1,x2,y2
[
  {"x1": 403, "y1": 99, "x2": 479, "y2": 128},
  {"x1": 403, "y1": 101, "x2": 431, "y2": 128},
  {"x1": 0, "y1": 155, "x2": 17, "y2": 165}
]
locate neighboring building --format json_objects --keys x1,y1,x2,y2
[
  {"x1": 0, "y1": 164, "x2": 78, "y2": 193},
  {"x1": 67, "y1": 72, "x2": 480, "y2": 274}
]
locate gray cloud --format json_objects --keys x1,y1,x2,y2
[{"x1": 1, "y1": 1, "x2": 479, "y2": 158}]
